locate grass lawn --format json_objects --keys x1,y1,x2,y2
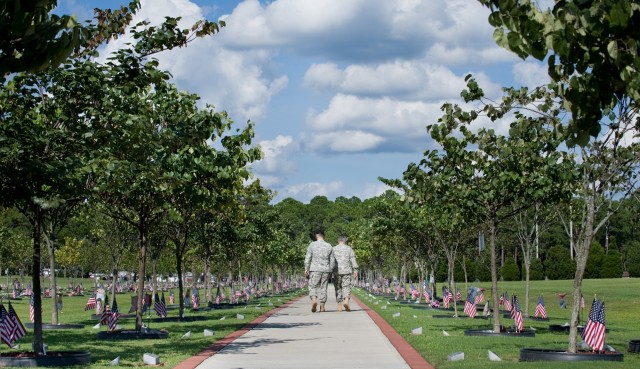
[
  {"x1": 354, "y1": 278, "x2": 640, "y2": 369},
  {"x1": 4, "y1": 277, "x2": 304, "y2": 368}
]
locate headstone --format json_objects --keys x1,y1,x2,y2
[
  {"x1": 181, "y1": 331, "x2": 191, "y2": 339},
  {"x1": 411, "y1": 327, "x2": 422, "y2": 335},
  {"x1": 381, "y1": 305, "x2": 387, "y2": 310},
  {"x1": 143, "y1": 353, "x2": 160, "y2": 365},
  {"x1": 488, "y1": 350, "x2": 502, "y2": 361},
  {"x1": 392, "y1": 312, "x2": 400, "y2": 318},
  {"x1": 109, "y1": 356, "x2": 120, "y2": 366},
  {"x1": 448, "y1": 352, "x2": 464, "y2": 361},
  {"x1": 204, "y1": 329, "x2": 214, "y2": 337},
  {"x1": 237, "y1": 314, "x2": 245, "y2": 319},
  {"x1": 442, "y1": 330, "x2": 450, "y2": 336}
]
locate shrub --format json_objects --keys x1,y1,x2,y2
[
  {"x1": 585, "y1": 241, "x2": 604, "y2": 278},
  {"x1": 501, "y1": 257, "x2": 520, "y2": 281},
  {"x1": 528, "y1": 258, "x2": 544, "y2": 280},
  {"x1": 544, "y1": 246, "x2": 576, "y2": 279},
  {"x1": 600, "y1": 250, "x2": 623, "y2": 278}
]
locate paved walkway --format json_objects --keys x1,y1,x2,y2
[{"x1": 175, "y1": 284, "x2": 433, "y2": 369}]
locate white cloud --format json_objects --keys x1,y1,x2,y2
[
  {"x1": 512, "y1": 61, "x2": 550, "y2": 89},
  {"x1": 305, "y1": 131, "x2": 386, "y2": 153},
  {"x1": 304, "y1": 60, "x2": 466, "y2": 100},
  {"x1": 305, "y1": 94, "x2": 444, "y2": 153},
  {"x1": 219, "y1": 0, "x2": 501, "y2": 62},
  {"x1": 283, "y1": 181, "x2": 345, "y2": 203},
  {"x1": 357, "y1": 182, "x2": 397, "y2": 199},
  {"x1": 97, "y1": 0, "x2": 288, "y2": 123},
  {"x1": 252, "y1": 135, "x2": 300, "y2": 186}
]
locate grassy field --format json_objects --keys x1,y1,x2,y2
[
  {"x1": 354, "y1": 278, "x2": 640, "y2": 369},
  {"x1": 4, "y1": 277, "x2": 304, "y2": 368}
]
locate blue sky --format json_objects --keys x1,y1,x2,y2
[{"x1": 57, "y1": 0, "x2": 553, "y2": 203}]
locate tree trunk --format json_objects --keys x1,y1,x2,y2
[
  {"x1": 568, "y1": 199, "x2": 594, "y2": 353},
  {"x1": 135, "y1": 217, "x2": 147, "y2": 333},
  {"x1": 176, "y1": 246, "x2": 184, "y2": 318},
  {"x1": 204, "y1": 253, "x2": 211, "y2": 303},
  {"x1": 489, "y1": 218, "x2": 501, "y2": 333},
  {"x1": 46, "y1": 231, "x2": 59, "y2": 325},
  {"x1": 523, "y1": 247, "x2": 531, "y2": 318},
  {"x1": 31, "y1": 207, "x2": 44, "y2": 355}
]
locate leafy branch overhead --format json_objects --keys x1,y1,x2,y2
[{"x1": 478, "y1": 0, "x2": 640, "y2": 146}]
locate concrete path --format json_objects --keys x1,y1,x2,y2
[{"x1": 175, "y1": 284, "x2": 433, "y2": 369}]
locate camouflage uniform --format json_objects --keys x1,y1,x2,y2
[
  {"x1": 333, "y1": 243, "x2": 358, "y2": 302},
  {"x1": 304, "y1": 240, "x2": 336, "y2": 303}
]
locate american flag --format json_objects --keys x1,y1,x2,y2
[
  {"x1": 108, "y1": 296, "x2": 120, "y2": 331},
  {"x1": 504, "y1": 291, "x2": 512, "y2": 312},
  {"x1": 463, "y1": 292, "x2": 477, "y2": 318},
  {"x1": 0, "y1": 304, "x2": 13, "y2": 347},
  {"x1": 474, "y1": 291, "x2": 485, "y2": 304},
  {"x1": 8, "y1": 302, "x2": 26, "y2": 343},
  {"x1": 442, "y1": 287, "x2": 453, "y2": 309},
  {"x1": 512, "y1": 295, "x2": 523, "y2": 332},
  {"x1": 580, "y1": 294, "x2": 585, "y2": 309},
  {"x1": 29, "y1": 294, "x2": 35, "y2": 322},
  {"x1": 154, "y1": 293, "x2": 167, "y2": 318},
  {"x1": 423, "y1": 289, "x2": 430, "y2": 304},
  {"x1": 169, "y1": 291, "x2": 175, "y2": 305},
  {"x1": 534, "y1": 295, "x2": 547, "y2": 318},
  {"x1": 100, "y1": 299, "x2": 111, "y2": 326},
  {"x1": 456, "y1": 288, "x2": 462, "y2": 300},
  {"x1": 499, "y1": 292, "x2": 505, "y2": 306},
  {"x1": 582, "y1": 299, "x2": 606, "y2": 351},
  {"x1": 85, "y1": 294, "x2": 97, "y2": 311},
  {"x1": 161, "y1": 292, "x2": 167, "y2": 311}
]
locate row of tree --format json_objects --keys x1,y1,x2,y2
[
  {"x1": 0, "y1": 2, "x2": 270, "y2": 354},
  {"x1": 2, "y1": 0, "x2": 639, "y2": 358}
]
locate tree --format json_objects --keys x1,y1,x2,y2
[
  {"x1": 478, "y1": 0, "x2": 640, "y2": 146},
  {"x1": 0, "y1": 1, "x2": 141, "y2": 77},
  {"x1": 387, "y1": 78, "x2": 574, "y2": 333}
]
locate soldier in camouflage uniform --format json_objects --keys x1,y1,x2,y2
[
  {"x1": 304, "y1": 232, "x2": 336, "y2": 312},
  {"x1": 333, "y1": 236, "x2": 358, "y2": 312}
]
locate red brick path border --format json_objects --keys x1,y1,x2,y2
[
  {"x1": 173, "y1": 296, "x2": 304, "y2": 369},
  {"x1": 174, "y1": 293, "x2": 435, "y2": 369},
  {"x1": 351, "y1": 294, "x2": 435, "y2": 369}
]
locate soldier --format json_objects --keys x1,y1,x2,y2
[
  {"x1": 332, "y1": 236, "x2": 359, "y2": 312},
  {"x1": 304, "y1": 231, "x2": 336, "y2": 312}
]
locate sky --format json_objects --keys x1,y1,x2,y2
[{"x1": 56, "y1": 0, "x2": 554, "y2": 203}]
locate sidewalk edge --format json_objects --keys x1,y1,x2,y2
[
  {"x1": 351, "y1": 294, "x2": 435, "y2": 369},
  {"x1": 173, "y1": 295, "x2": 305, "y2": 369}
]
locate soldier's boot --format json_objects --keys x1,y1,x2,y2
[
  {"x1": 343, "y1": 298, "x2": 351, "y2": 312},
  {"x1": 311, "y1": 297, "x2": 318, "y2": 313},
  {"x1": 320, "y1": 303, "x2": 326, "y2": 312},
  {"x1": 337, "y1": 301, "x2": 343, "y2": 312}
]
